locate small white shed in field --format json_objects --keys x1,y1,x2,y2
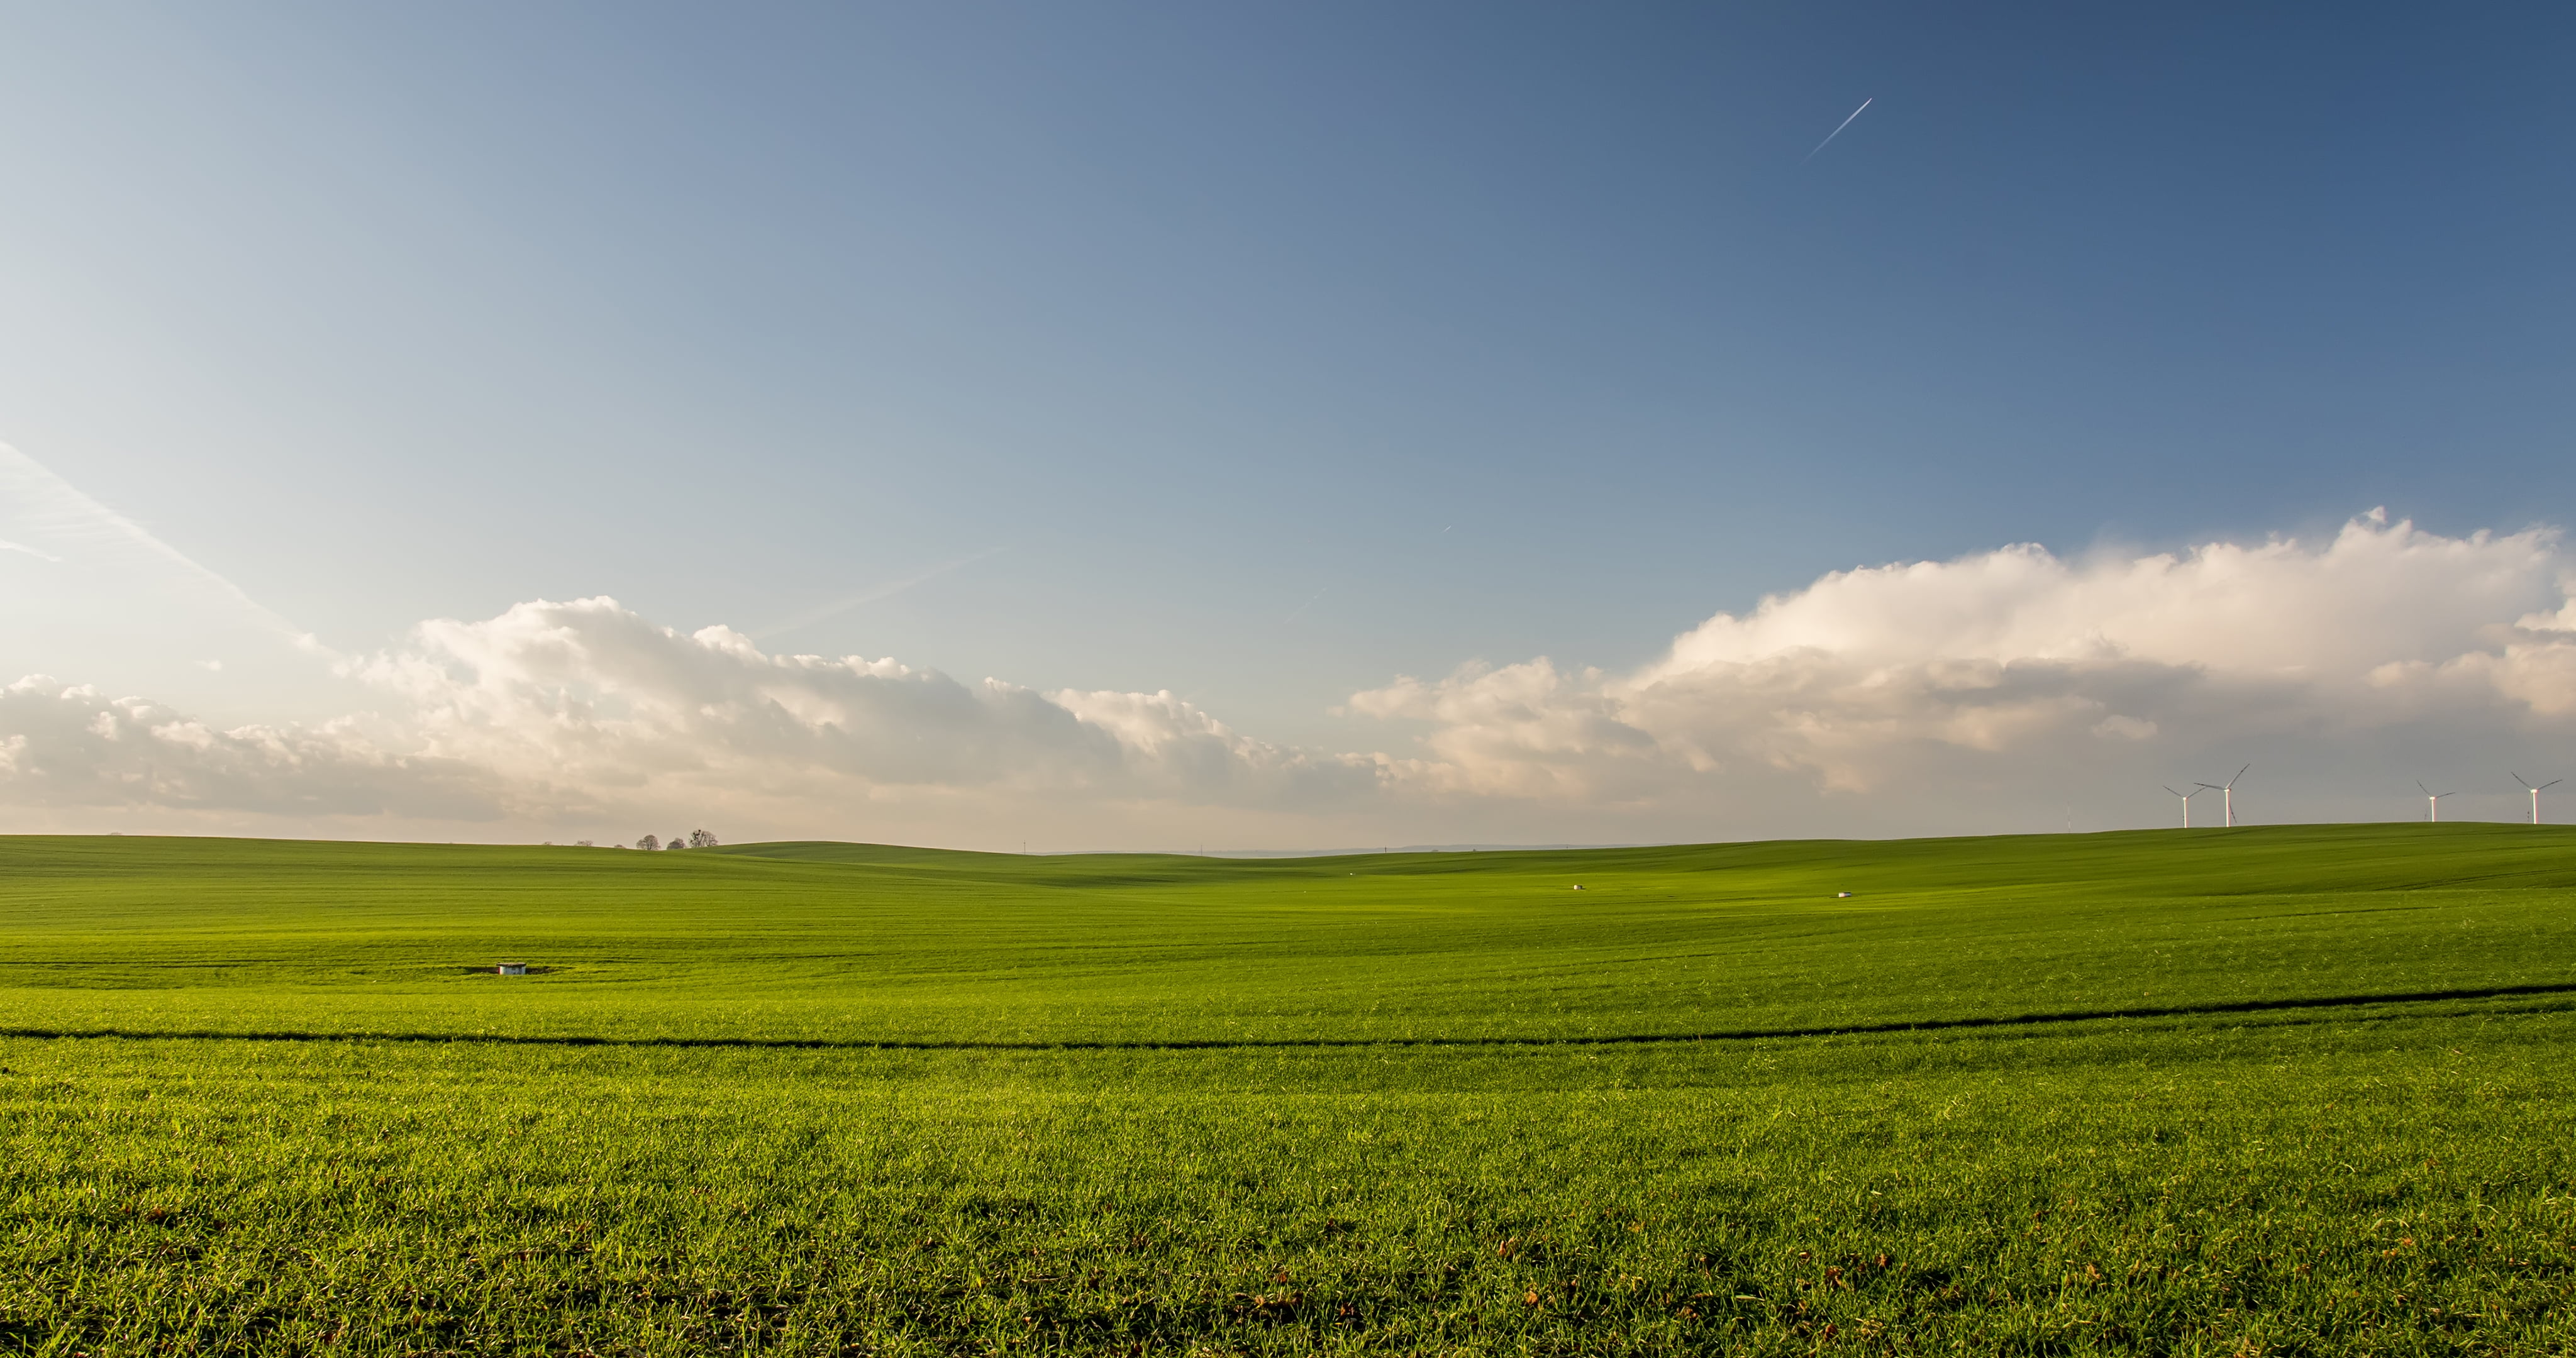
[{"x1": 496, "y1": 961, "x2": 528, "y2": 976}]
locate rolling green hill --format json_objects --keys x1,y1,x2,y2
[{"x1": 4, "y1": 825, "x2": 2573, "y2": 1353}]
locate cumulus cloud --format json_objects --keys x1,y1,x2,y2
[
  {"x1": 349, "y1": 597, "x2": 1383, "y2": 809},
  {"x1": 5, "y1": 511, "x2": 2575, "y2": 843},
  {"x1": 0, "y1": 596, "x2": 1385, "y2": 836},
  {"x1": 1349, "y1": 512, "x2": 2576, "y2": 805},
  {"x1": 0, "y1": 676, "x2": 499, "y2": 819}
]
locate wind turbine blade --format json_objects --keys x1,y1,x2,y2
[
  {"x1": 2416, "y1": 780, "x2": 2433, "y2": 796},
  {"x1": 2516, "y1": 772, "x2": 2533, "y2": 789},
  {"x1": 2228, "y1": 764, "x2": 2250, "y2": 788},
  {"x1": 2546, "y1": 780, "x2": 2565, "y2": 791}
]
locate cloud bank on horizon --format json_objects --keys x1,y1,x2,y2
[
  {"x1": 4, "y1": 510, "x2": 2573, "y2": 846},
  {"x1": 1350, "y1": 509, "x2": 2576, "y2": 802}
]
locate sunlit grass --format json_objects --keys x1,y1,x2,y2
[{"x1": 3, "y1": 825, "x2": 2573, "y2": 1353}]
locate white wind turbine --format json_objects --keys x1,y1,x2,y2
[
  {"x1": 2160, "y1": 784, "x2": 2202, "y2": 829},
  {"x1": 2416, "y1": 780, "x2": 2455, "y2": 824},
  {"x1": 2513, "y1": 772, "x2": 2562, "y2": 825},
  {"x1": 2196, "y1": 765, "x2": 2250, "y2": 828}
]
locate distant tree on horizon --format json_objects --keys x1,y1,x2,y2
[
  {"x1": 687, "y1": 829, "x2": 719, "y2": 848},
  {"x1": 636, "y1": 834, "x2": 658, "y2": 851}
]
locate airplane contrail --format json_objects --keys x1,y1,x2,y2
[
  {"x1": 753, "y1": 548, "x2": 1006, "y2": 639},
  {"x1": 1803, "y1": 97, "x2": 1873, "y2": 161},
  {"x1": 0, "y1": 538, "x2": 63, "y2": 562},
  {"x1": 0, "y1": 441, "x2": 323, "y2": 650}
]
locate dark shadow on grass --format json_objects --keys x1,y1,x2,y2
[{"x1": 4, "y1": 983, "x2": 2573, "y2": 1053}]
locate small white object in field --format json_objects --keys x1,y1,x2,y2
[
  {"x1": 1835, "y1": 891, "x2": 1854, "y2": 898},
  {"x1": 1572, "y1": 885, "x2": 1584, "y2": 890},
  {"x1": 497, "y1": 962, "x2": 529, "y2": 976}
]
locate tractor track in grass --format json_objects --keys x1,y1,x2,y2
[{"x1": 6, "y1": 980, "x2": 2573, "y2": 1053}]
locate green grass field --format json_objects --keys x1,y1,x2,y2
[{"x1": 4, "y1": 824, "x2": 2574, "y2": 1355}]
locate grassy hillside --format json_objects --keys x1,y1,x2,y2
[{"x1": 3, "y1": 825, "x2": 2573, "y2": 1353}]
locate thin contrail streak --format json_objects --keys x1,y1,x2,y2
[
  {"x1": 0, "y1": 441, "x2": 325, "y2": 651},
  {"x1": 753, "y1": 548, "x2": 1006, "y2": 639},
  {"x1": 1804, "y1": 97, "x2": 1873, "y2": 161},
  {"x1": 0, "y1": 538, "x2": 63, "y2": 562}
]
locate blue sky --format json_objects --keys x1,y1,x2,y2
[{"x1": 4, "y1": 3, "x2": 2575, "y2": 846}]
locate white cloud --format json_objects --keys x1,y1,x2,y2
[
  {"x1": 4, "y1": 511, "x2": 2575, "y2": 844},
  {"x1": 1348, "y1": 512, "x2": 2576, "y2": 808},
  {"x1": 341, "y1": 597, "x2": 1384, "y2": 806},
  {"x1": 0, "y1": 676, "x2": 501, "y2": 819}
]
